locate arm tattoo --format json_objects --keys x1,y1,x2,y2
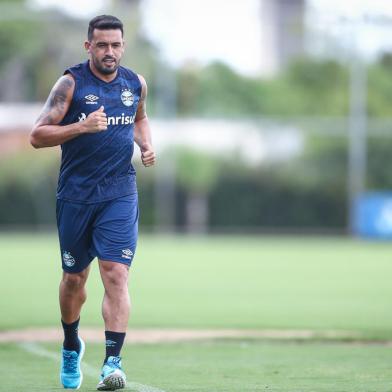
[
  {"x1": 136, "y1": 96, "x2": 147, "y2": 120},
  {"x1": 36, "y1": 77, "x2": 74, "y2": 125},
  {"x1": 135, "y1": 78, "x2": 147, "y2": 121}
]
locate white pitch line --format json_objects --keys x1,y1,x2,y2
[{"x1": 18, "y1": 342, "x2": 166, "y2": 392}]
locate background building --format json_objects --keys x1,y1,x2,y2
[{"x1": 259, "y1": 0, "x2": 305, "y2": 77}]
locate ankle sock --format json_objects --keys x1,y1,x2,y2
[
  {"x1": 62, "y1": 318, "x2": 80, "y2": 353},
  {"x1": 104, "y1": 331, "x2": 126, "y2": 362}
]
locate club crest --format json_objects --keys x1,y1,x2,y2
[
  {"x1": 121, "y1": 89, "x2": 134, "y2": 107},
  {"x1": 62, "y1": 251, "x2": 75, "y2": 267}
]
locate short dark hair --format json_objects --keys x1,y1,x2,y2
[{"x1": 88, "y1": 15, "x2": 123, "y2": 41}]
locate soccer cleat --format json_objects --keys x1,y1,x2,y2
[
  {"x1": 60, "y1": 337, "x2": 85, "y2": 389},
  {"x1": 97, "y1": 356, "x2": 126, "y2": 391}
]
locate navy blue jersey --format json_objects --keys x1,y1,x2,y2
[{"x1": 56, "y1": 60, "x2": 141, "y2": 203}]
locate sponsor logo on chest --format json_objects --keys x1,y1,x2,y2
[{"x1": 78, "y1": 112, "x2": 136, "y2": 126}]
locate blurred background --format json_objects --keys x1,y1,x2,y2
[
  {"x1": 3, "y1": 6, "x2": 392, "y2": 389},
  {"x1": 1, "y1": 0, "x2": 392, "y2": 237}
]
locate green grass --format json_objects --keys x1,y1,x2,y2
[
  {"x1": 1, "y1": 340, "x2": 392, "y2": 392},
  {"x1": 1, "y1": 233, "x2": 392, "y2": 338},
  {"x1": 2, "y1": 233, "x2": 392, "y2": 391}
]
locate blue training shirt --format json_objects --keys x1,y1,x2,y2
[{"x1": 57, "y1": 60, "x2": 141, "y2": 203}]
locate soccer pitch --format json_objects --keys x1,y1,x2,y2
[
  {"x1": 1, "y1": 233, "x2": 392, "y2": 391},
  {"x1": 1, "y1": 233, "x2": 392, "y2": 335},
  {"x1": 2, "y1": 341, "x2": 392, "y2": 392}
]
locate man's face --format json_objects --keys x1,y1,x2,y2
[{"x1": 85, "y1": 29, "x2": 125, "y2": 75}]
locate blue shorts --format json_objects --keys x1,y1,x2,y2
[{"x1": 56, "y1": 193, "x2": 138, "y2": 273}]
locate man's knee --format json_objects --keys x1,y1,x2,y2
[
  {"x1": 100, "y1": 261, "x2": 129, "y2": 289},
  {"x1": 62, "y1": 270, "x2": 88, "y2": 290}
]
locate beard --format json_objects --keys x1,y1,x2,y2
[{"x1": 92, "y1": 55, "x2": 120, "y2": 75}]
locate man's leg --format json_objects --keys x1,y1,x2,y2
[
  {"x1": 99, "y1": 260, "x2": 129, "y2": 353},
  {"x1": 59, "y1": 267, "x2": 90, "y2": 389},
  {"x1": 97, "y1": 260, "x2": 129, "y2": 390},
  {"x1": 93, "y1": 194, "x2": 137, "y2": 390},
  {"x1": 57, "y1": 197, "x2": 97, "y2": 389},
  {"x1": 60, "y1": 268, "x2": 90, "y2": 322},
  {"x1": 59, "y1": 267, "x2": 90, "y2": 350}
]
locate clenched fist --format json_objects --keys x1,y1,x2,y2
[
  {"x1": 140, "y1": 143, "x2": 156, "y2": 167},
  {"x1": 80, "y1": 106, "x2": 107, "y2": 133}
]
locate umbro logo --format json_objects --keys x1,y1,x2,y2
[
  {"x1": 106, "y1": 339, "x2": 116, "y2": 347},
  {"x1": 122, "y1": 249, "x2": 133, "y2": 260},
  {"x1": 85, "y1": 94, "x2": 99, "y2": 104}
]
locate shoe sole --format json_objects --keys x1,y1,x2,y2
[
  {"x1": 97, "y1": 370, "x2": 126, "y2": 391},
  {"x1": 61, "y1": 337, "x2": 85, "y2": 389}
]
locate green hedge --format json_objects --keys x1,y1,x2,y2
[{"x1": 4, "y1": 134, "x2": 392, "y2": 231}]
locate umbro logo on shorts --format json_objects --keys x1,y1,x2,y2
[
  {"x1": 121, "y1": 249, "x2": 133, "y2": 260},
  {"x1": 85, "y1": 94, "x2": 99, "y2": 104}
]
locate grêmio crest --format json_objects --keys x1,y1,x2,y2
[{"x1": 121, "y1": 89, "x2": 134, "y2": 107}]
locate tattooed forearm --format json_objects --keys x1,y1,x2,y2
[{"x1": 36, "y1": 76, "x2": 74, "y2": 125}]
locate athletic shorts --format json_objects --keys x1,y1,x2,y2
[{"x1": 56, "y1": 193, "x2": 138, "y2": 273}]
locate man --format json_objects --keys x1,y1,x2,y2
[{"x1": 30, "y1": 15, "x2": 155, "y2": 390}]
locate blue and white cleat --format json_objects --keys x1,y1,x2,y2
[
  {"x1": 60, "y1": 337, "x2": 85, "y2": 389},
  {"x1": 97, "y1": 356, "x2": 126, "y2": 391}
]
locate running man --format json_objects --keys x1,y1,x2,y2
[{"x1": 30, "y1": 15, "x2": 155, "y2": 390}]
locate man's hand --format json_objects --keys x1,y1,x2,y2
[
  {"x1": 80, "y1": 106, "x2": 108, "y2": 133},
  {"x1": 140, "y1": 143, "x2": 156, "y2": 167}
]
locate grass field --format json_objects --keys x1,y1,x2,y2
[
  {"x1": 1, "y1": 233, "x2": 392, "y2": 391},
  {"x1": 2, "y1": 340, "x2": 392, "y2": 392}
]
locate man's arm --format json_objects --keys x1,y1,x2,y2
[
  {"x1": 30, "y1": 74, "x2": 108, "y2": 149},
  {"x1": 134, "y1": 74, "x2": 155, "y2": 167}
]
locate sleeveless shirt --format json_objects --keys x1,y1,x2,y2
[{"x1": 56, "y1": 60, "x2": 141, "y2": 203}]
